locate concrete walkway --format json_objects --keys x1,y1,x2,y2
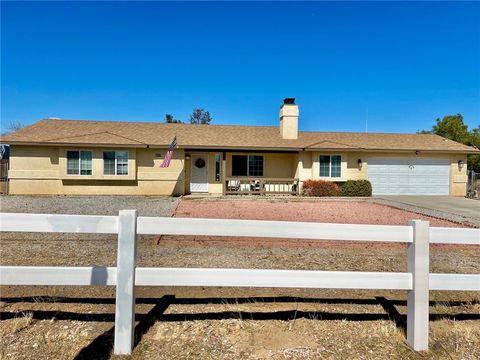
[{"x1": 378, "y1": 196, "x2": 480, "y2": 226}]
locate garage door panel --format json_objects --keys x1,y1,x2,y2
[
  {"x1": 411, "y1": 177, "x2": 429, "y2": 185},
  {"x1": 367, "y1": 157, "x2": 450, "y2": 196}
]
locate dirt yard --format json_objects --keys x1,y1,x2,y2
[{"x1": 1, "y1": 197, "x2": 479, "y2": 360}]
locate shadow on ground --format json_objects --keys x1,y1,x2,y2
[{"x1": 1, "y1": 295, "x2": 478, "y2": 359}]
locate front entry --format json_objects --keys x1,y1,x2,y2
[{"x1": 190, "y1": 153, "x2": 209, "y2": 193}]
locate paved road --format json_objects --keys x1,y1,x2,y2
[{"x1": 378, "y1": 196, "x2": 480, "y2": 225}]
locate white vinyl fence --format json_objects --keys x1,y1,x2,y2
[{"x1": 1, "y1": 211, "x2": 479, "y2": 355}]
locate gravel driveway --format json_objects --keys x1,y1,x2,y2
[
  {"x1": 0, "y1": 195, "x2": 179, "y2": 241},
  {"x1": 0, "y1": 195, "x2": 178, "y2": 217}
]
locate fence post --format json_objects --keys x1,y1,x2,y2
[
  {"x1": 407, "y1": 220, "x2": 430, "y2": 351},
  {"x1": 114, "y1": 210, "x2": 138, "y2": 355}
]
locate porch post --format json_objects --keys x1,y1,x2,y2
[{"x1": 222, "y1": 152, "x2": 226, "y2": 196}]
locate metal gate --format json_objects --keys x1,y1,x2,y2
[
  {"x1": 467, "y1": 170, "x2": 479, "y2": 199},
  {"x1": 0, "y1": 160, "x2": 8, "y2": 195}
]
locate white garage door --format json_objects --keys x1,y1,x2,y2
[{"x1": 367, "y1": 157, "x2": 450, "y2": 195}]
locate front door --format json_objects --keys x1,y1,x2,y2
[{"x1": 191, "y1": 154, "x2": 209, "y2": 192}]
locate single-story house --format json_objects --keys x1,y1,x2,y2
[{"x1": 2, "y1": 99, "x2": 478, "y2": 196}]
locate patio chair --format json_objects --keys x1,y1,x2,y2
[
  {"x1": 249, "y1": 180, "x2": 262, "y2": 193},
  {"x1": 227, "y1": 180, "x2": 241, "y2": 192}
]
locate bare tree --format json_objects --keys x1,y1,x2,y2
[
  {"x1": 190, "y1": 109, "x2": 212, "y2": 125},
  {"x1": 1, "y1": 120, "x2": 24, "y2": 136}
]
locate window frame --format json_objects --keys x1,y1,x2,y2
[
  {"x1": 319, "y1": 154, "x2": 342, "y2": 178},
  {"x1": 231, "y1": 154, "x2": 264, "y2": 177},
  {"x1": 103, "y1": 150, "x2": 129, "y2": 176},
  {"x1": 66, "y1": 150, "x2": 93, "y2": 176}
]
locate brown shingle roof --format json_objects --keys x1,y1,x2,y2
[{"x1": 1, "y1": 118, "x2": 478, "y2": 153}]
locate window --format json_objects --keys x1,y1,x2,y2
[
  {"x1": 232, "y1": 155, "x2": 264, "y2": 176},
  {"x1": 232, "y1": 155, "x2": 248, "y2": 176},
  {"x1": 331, "y1": 155, "x2": 341, "y2": 177},
  {"x1": 67, "y1": 151, "x2": 92, "y2": 175},
  {"x1": 248, "y1": 155, "x2": 264, "y2": 176},
  {"x1": 319, "y1": 155, "x2": 341, "y2": 178},
  {"x1": 215, "y1": 154, "x2": 221, "y2": 182},
  {"x1": 103, "y1": 151, "x2": 129, "y2": 175}
]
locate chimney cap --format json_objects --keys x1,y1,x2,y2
[{"x1": 283, "y1": 98, "x2": 295, "y2": 105}]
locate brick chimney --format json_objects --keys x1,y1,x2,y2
[{"x1": 279, "y1": 98, "x2": 298, "y2": 139}]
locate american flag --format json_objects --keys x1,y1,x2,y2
[{"x1": 160, "y1": 136, "x2": 177, "y2": 168}]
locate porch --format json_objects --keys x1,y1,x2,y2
[{"x1": 185, "y1": 151, "x2": 300, "y2": 196}]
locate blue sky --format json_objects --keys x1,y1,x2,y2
[{"x1": 1, "y1": 1, "x2": 479, "y2": 133}]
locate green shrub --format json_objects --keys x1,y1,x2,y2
[
  {"x1": 340, "y1": 180, "x2": 372, "y2": 197},
  {"x1": 302, "y1": 180, "x2": 340, "y2": 197}
]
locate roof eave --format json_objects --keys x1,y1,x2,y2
[
  {"x1": 176, "y1": 145, "x2": 302, "y2": 151},
  {"x1": 4, "y1": 141, "x2": 148, "y2": 148},
  {"x1": 304, "y1": 148, "x2": 480, "y2": 154},
  {"x1": 4, "y1": 141, "x2": 479, "y2": 154}
]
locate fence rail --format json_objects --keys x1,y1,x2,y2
[
  {"x1": 2, "y1": 266, "x2": 476, "y2": 291},
  {"x1": 0, "y1": 211, "x2": 479, "y2": 355}
]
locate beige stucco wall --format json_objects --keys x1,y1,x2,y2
[
  {"x1": 8, "y1": 145, "x2": 185, "y2": 196},
  {"x1": 299, "y1": 151, "x2": 468, "y2": 196},
  {"x1": 7, "y1": 145, "x2": 469, "y2": 197},
  {"x1": 279, "y1": 104, "x2": 299, "y2": 139},
  {"x1": 295, "y1": 151, "x2": 313, "y2": 181},
  {"x1": 8, "y1": 146, "x2": 60, "y2": 180},
  {"x1": 450, "y1": 155, "x2": 468, "y2": 196}
]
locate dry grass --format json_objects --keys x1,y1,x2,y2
[
  {"x1": 1, "y1": 291, "x2": 478, "y2": 360},
  {"x1": 0, "y1": 310, "x2": 33, "y2": 336}
]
